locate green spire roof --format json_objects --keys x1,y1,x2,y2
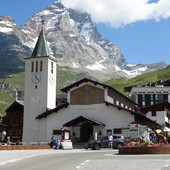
[{"x1": 31, "y1": 29, "x2": 51, "y2": 58}]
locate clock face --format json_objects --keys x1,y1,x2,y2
[
  {"x1": 31, "y1": 73, "x2": 41, "y2": 84},
  {"x1": 49, "y1": 74, "x2": 54, "y2": 85}
]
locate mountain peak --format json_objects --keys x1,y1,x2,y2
[{"x1": 0, "y1": 1, "x2": 167, "y2": 80}]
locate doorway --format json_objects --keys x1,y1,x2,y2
[{"x1": 80, "y1": 122, "x2": 93, "y2": 142}]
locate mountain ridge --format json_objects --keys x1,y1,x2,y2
[{"x1": 0, "y1": 1, "x2": 167, "y2": 80}]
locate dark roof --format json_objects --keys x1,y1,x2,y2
[
  {"x1": 63, "y1": 115, "x2": 105, "y2": 127},
  {"x1": 134, "y1": 113, "x2": 162, "y2": 129},
  {"x1": 36, "y1": 102, "x2": 69, "y2": 119},
  {"x1": 30, "y1": 29, "x2": 51, "y2": 58},
  {"x1": 140, "y1": 102, "x2": 170, "y2": 114},
  {"x1": 6, "y1": 101, "x2": 24, "y2": 112},
  {"x1": 61, "y1": 78, "x2": 137, "y2": 105}
]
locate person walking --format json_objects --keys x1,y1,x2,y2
[{"x1": 108, "y1": 134, "x2": 113, "y2": 149}]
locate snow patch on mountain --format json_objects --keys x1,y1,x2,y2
[{"x1": 86, "y1": 60, "x2": 107, "y2": 71}]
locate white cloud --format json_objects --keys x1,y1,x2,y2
[{"x1": 61, "y1": 0, "x2": 170, "y2": 28}]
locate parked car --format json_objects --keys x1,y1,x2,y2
[{"x1": 87, "y1": 135, "x2": 127, "y2": 150}]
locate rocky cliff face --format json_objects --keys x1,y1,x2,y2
[{"x1": 0, "y1": 2, "x2": 167, "y2": 80}]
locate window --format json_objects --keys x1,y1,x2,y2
[
  {"x1": 36, "y1": 61, "x2": 38, "y2": 72},
  {"x1": 107, "y1": 129, "x2": 112, "y2": 135},
  {"x1": 53, "y1": 130, "x2": 61, "y2": 135},
  {"x1": 51, "y1": 62, "x2": 53, "y2": 73},
  {"x1": 150, "y1": 94, "x2": 154, "y2": 100},
  {"x1": 142, "y1": 94, "x2": 145, "y2": 100},
  {"x1": 40, "y1": 61, "x2": 43, "y2": 72},
  {"x1": 113, "y1": 128, "x2": 122, "y2": 134},
  {"x1": 152, "y1": 111, "x2": 156, "y2": 116},
  {"x1": 31, "y1": 62, "x2": 34, "y2": 72}
]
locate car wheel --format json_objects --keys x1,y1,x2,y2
[
  {"x1": 116, "y1": 143, "x2": 124, "y2": 149},
  {"x1": 94, "y1": 144, "x2": 100, "y2": 150}
]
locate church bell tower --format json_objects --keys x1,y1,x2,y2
[{"x1": 23, "y1": 29, "x2": 57, "y2": 143}]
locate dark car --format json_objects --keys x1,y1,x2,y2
[{"x1": 87, "y1": 135, "x2": 127, "y2": 150}]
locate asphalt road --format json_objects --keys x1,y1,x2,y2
[{"x1": 1, "y1": 149, "x2": 170, "y2": 170}]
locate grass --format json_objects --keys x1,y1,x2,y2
[{"x1": 0, "y1": 65, "x2": 170, "y2": 116}]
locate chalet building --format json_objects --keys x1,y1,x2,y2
[
  {"x1": 140, "y1": 102, "x2": 170, "y2": 133},
  {"x1": 125, "y1": 80, "x2": 170, "y2": 133},
  {"x1": 21, "y1": 29, "x2": 161, "y2": 144},
  {"x1": 125, "y1": 80, "x2": 170, "y2": 108},
  {"x1": 2, "y1": 101, "x2": 24, "y2": 142}
]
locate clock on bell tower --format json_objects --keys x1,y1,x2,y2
[{"x1": 23, "y1": 29, "x2": 57, "y2": 144}]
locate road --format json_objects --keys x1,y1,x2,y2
[{"x1": 1, "y1": 149, "x2": 170, "y2": 170}]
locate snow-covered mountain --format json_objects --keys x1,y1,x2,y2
[{"x1": 0, "y1": 2, "x2": 167, "y2": 81}]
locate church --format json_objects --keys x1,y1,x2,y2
[{"x1": 22, "y1": 29, "x2": 161, "y2": 144}]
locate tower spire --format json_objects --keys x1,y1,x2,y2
[{"x1": 30, "y1": 15, "x2": 52, "y2": 58}]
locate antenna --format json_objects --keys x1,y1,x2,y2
[{"x1": 41, "y1": 15, "x2": 45, "y2": 30}]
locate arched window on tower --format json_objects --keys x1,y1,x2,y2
[
  {"x1": 31, "y1": 61, "x2": 34, "y2": 72},
  {"x1": 51, "y1": 62, "x2": 53, "y2": 73},
  {"x1": 40, "y1": 61, "x2": 43, "y2": 72},
  {"x1": 36, "y1": 61, "x2": 38, "y2": 72}
]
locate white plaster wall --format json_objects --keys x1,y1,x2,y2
[
  {"x1": 46, "y1": 103, "x2": 134, "y2": 141},
  {"x1": 23, "y1": 57, "x2": 57, "y2": 144},
  {"x1": 146, "y1": 111, "x2": 165, "y2": 125},
  {"x1": 37, "y1": 118, "x2": 47, "y2": 143}
]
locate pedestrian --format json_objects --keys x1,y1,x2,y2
[
  {"x1": 108, "y1": 134, "x2": 113, "y2": 149},
  {"x1": 56, "y1": 137, "x2": 61, "y2": 150},
  {"x1": 49, "y1": 136, "x2": 57, "y2": 149},
  {"x1": 7, "y1": 136, "x2": 10, "y2": 145}
]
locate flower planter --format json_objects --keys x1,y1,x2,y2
[
  {"x1": 119, "y1": 146, "x2": 170, "y2": 154},
  {"x1": 0, "y1": 145, "x2": 51, "y2": 151}
]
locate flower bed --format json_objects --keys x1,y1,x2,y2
[
  {"x1": 119, "y1": 143, "x2": 170, "y2": 154},
  {"x1": 0, "y1": 145, "x2": 51, "y2": 151}
]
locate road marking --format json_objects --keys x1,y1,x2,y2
[
  {"x1": 76, "y1": 160, "x2": 90, "y2": 169},
  {"x1": 0, "y1": 159, "x2": 22, "y2": 166},
  {"x1": 163, "y1": 164, "x2": 170, "y2": 167}
]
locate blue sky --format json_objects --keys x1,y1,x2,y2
[{"x1": 1, "y1": 0, "x2": 170, "y2": 64}]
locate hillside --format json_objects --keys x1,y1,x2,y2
[
  {"x1": 105, "y1": 65, "x2": 170, "y2": 94},
  {"x1": 0, "y1": 65, "x2": 169, "y2": 116}
]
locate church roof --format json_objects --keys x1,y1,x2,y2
[
  {"x1": 30, "y1": 29, "x2": 52, "y2": 58},
  {"x1": 36, "y1": 102, "x2": 69, "y2": 119},
  {"x1": 61, "y1": 78, "x2": 137, "y2": 105},
  {"x1": 63, "y1": 116, "x2": 105, "y2": 127}
]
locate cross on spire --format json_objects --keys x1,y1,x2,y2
[{"x1": 41, "y1": 15, "x2": 45, "y2": 30}]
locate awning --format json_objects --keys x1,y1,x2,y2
[{"x1": 63, "y1": 116, "x2": 105, "y2": 127}]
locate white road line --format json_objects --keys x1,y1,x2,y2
[
  {"x1": 0, "y1": 159, "x2": 22, "y2": 166},
  {"x1": 76, "y1": 160, "x2": 90, "y2": 169}
]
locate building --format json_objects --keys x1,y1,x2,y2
[
  {"x1": 140, "y1": 102, "x2": 170, "y2": 133},
  {"x1": 22, "y1": 29, "x2": 161, "y2": 144},
  {"x1": 124, "y1": 80, "x2": 170, "y2": 108},
  {"x1": 125, "y1": 80, "x2": 170, "y2": 133},
  {"x1": 2, "y1": 101, "x2": 24, "y2": 142}
]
